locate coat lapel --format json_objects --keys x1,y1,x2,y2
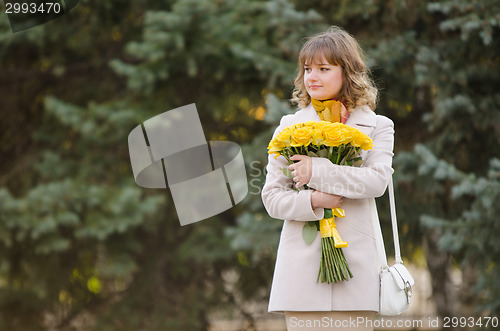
[
  {"x1": 345, "y1": 105, "x2": 377, "y2": 137},
  {"x1": 294, "y1": 104, "x2": 321, "y2": 123}
]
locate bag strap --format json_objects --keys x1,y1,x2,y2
[
  {"x1": 371, "y1": 175, "x2": 403, "y2": 269},
  {"x1": 370, "y1": 197, "x2": 388, "y2": 268},
  {"x1": 388, "y1": 176, "x2": 403, "y2": 264}
]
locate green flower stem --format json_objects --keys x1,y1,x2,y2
[
  {"x1": 318, "y1": 240, "x2": 325, "y2": 282},
  {"x1": 322, "y1": 239, "x2": 331, "y2": 282},
  {"x1": 328, "y1": 241, "x2": 338, "y2": 282},
  {"x1": 334, "y1": 246, "x2": 348, "y2": 280},
  {"x1": 330, "y1": 240, "x2": 343, "y2": 281},
  {"x1": 322, "y1": 239, "x2": 333, "y2": 282},
  {"x1": 340, "y1": 148, "x2": 352, "y2": 165},
  {"x1": 317, "y1": 237, "x2": 353, "y2": 284},
  {"x1": 336, "y1": 145, "x2": 344, "y2": 164}
]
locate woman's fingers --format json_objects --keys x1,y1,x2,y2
[
  {"x1": 311, "y1": 191, "x2": 344, "y2": 209},
  {"x1": 288, "y1": 155, "x2": 312, "y2": 186},
  {"x1": 290, "y1": 154, "x2": 308, "y2": 161}
]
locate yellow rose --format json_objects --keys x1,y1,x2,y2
[
  {"x1": 350, "y1": 131, "x2": 363, "y2": 147},
  {"x1": 274, "y1": 128, "x2": 292, "y2": 147},
  {"x1": 311, "y1": 128, "x2": 324, "y2": 145},
  {"x1": 323, "y1": 126, "x2": 347, "y2": 147},
  {"x1": 361, "y1": 140, "x2": 374, "y2": 150},
  {"x1": 350, "y1": 130, "x2": 373, "y2": 150},
  {"x1": 268, "y1": 140, "x2": 284, "y2": 152},
  {"x1": 291, "y1": 127, "x2": 312, "y2": 147},
  {"x1": 268, "y1": 138, "x2": 283, "y2": 149},
  {"x1": 314, "y1": 121, "x2": 329, "y2": 131},
  {"x1": 267, "y1": 126, "x2": 295, "y2": 156},
  {"x1": 268, "y1": 138, "x2": 288, "y2": 159}
]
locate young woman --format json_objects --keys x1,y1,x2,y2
[{"x1": 261, "y1": 26, "x2": 395, "y2": 331}]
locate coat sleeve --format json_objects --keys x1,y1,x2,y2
[
  {"x1": 261, "y1": 116, "x2": 325, "y2": 221},
  {"x1": 307, "y1": 116, "x2": 395, "y2": 199}
]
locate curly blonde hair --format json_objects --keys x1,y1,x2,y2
[{"x1": 291, "y1": 26, "x2": 378, "y2": 112}]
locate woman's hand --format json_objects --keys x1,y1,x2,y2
[
  {"x1": 311, "y1": 191, "x2": 343, "y2": 209},
  {"x1": 289, "y1": 154, "x2": 312, "y2": 188}
]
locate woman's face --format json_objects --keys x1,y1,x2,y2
[{"x1": 304, "y1": 56, "x2": 344, "y2": 101}]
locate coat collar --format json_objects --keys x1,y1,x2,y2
[{"x1": 345, "y1": 105, "x2": 376, "y2": 124}]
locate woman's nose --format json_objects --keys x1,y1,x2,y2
[{"x1": 307, "y1": 70, "x2": 317, "y2": 81}]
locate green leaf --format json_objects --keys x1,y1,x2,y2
[
  {"x1": 329, "y1": 152, "x2": 338, "y2": 163},
  {"x1": 307, "y1": 151, "x2": 319, "y2": 157},
  {"x1": 302, "y1": 222, "x2": 318, "y2": 245},
  {"x1": 352, "y1": 158, "x2": 364, "y2": 167},
  {"x1": 317, "y1": 148, "x2": 329, "y2": 158},
  {"x1": 281, "y1": 167, "x2": 293, "y2": 178},
  {"x1": 324, "y1": 208, "x2": 333, "y2": 219}
]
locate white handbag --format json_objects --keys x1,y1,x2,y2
[{"x1": 371, "y1": 176, "x2": 415, "y2": 316}]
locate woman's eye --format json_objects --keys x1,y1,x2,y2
[
  {"x1": 304, "y1": 67, "x2": 311, "y2": 72},
  {"x1": 320, "y1": 68, "x2": 329, "y2": 71}
]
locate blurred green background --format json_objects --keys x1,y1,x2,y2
[{"x1": 0, "y1": 0, "x2": 499, "y2": 330}]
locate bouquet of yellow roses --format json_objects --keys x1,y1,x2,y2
[{"x1": 268, "y1": 120, "x2": 373, "y2": 283}]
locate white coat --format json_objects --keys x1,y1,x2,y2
[{"x1": 261, "y1": 103, "x2": 394, "y2": 313}]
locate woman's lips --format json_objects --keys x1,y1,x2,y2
[{"x1": 309, "y1": 85, "x2": 321, "y2": 89}]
